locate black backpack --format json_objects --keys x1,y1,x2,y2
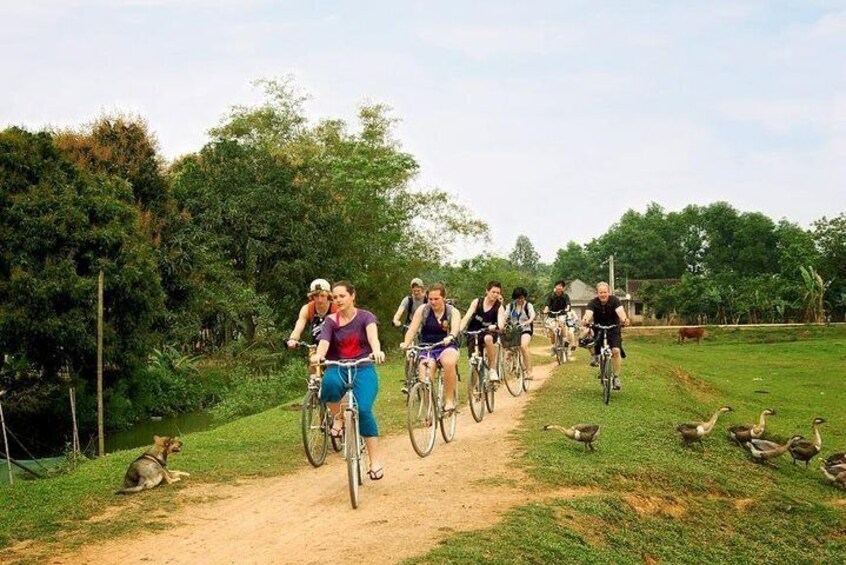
[{"x1": 405, "y1": 294, "x2": 428, "y2": 324}]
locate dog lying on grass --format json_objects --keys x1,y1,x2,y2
[{"x1": 116, "y1": 435, "x2": 190, "y2": 494}]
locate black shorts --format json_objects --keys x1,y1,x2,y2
[
  {"x1": 594, "y1": 328, "x2": 623, "y2": 354},
  {"x1": 467, "y1": 330, "x2": 499, "y2": 355}
]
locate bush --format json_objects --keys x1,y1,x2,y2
[{"x1": 210, "y1": 359, "x2": 306, "y2": 421}]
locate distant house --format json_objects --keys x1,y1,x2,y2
[
  {"x1": 624, "y1": 279, "x2": 680, "y2": 324},
  {"x1": 564, "y1": 279, "x2": 595, "y2": 319}
]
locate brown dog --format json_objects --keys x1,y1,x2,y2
[
  {"x1": 678, "y1": 327, "x2": 705, "y2": 344},
  {"x1": 116, "y1": 435, "x2": 190, "y2": 494}
]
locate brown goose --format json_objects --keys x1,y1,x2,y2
[
  {"x1": 728, "y1": 409, "x2": 775, "y2": 445},
  {"x1": 746, "y1": 435, "x2": 804, "y2": 463},
  {"x1": 820, "y1": 462, "x2": 846, "y2": 489},
  {"x1": 824, "y1": 452, "x2": 846, "y2": 467},
  {"x1": 676, "y1": 406, "x2": 733, "y2": 449},
  {"x1": 789, "y1": 418, "x2": 826, "y2": 467},
  {"x1": 543, "y1": 424, "x2": 601, "y2": 452}
]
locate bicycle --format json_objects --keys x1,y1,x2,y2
[
  {"x1": 546, "y1": 310, "x2": 571, "y2": 365},
  {"x1": 317, "y1": 357, "x2": 374, "y2": 509},
  {"x1": 403, "y1": 343, "x2": 458, "y2": 457},
  {"x1": 503, "y1": 320, "x2": 532, "y2": 397},
  {"x1": 464, "y1": 329, "x2": 499, "y2": 422},
  {"x1": 583, "y1": 324, "x2": 618, "y2": 405}
]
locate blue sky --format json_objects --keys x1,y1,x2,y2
[{"x1": 2, "y1": 1, "x2": 844, "y2": 261}]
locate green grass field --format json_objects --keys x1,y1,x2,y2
[
  {"x1": 3, "y1": 327, "x2": 845, "y2": 564},
  {"x1": 405, "y1": 326, "x2": 846, "y2": 564}
]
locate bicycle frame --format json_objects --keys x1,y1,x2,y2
[{"x1": 587, "y1": 324, "x2": 617, "y2": 405}]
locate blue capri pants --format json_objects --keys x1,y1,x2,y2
[{"x1": 319, "y1": 363, "x2": 380, "y2": 437}]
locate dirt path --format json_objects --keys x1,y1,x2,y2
[{"x1": 43, "y1": 349, "x2": 586, "y2": 565}]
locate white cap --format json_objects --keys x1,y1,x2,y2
[
  {"x1": 410, "y1": 277, "x2": 424, "y2": 288},
  {"x1": 309, "y1": 278, "x2": 331, "y2": 294}
]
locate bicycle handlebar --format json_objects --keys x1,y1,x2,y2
[
  {"x1": 586, "y1": 323, "x2": 619, "y2": 331},
  {"x1": 291, "y1": 340, "x2": 316, "y2": 349},
  {"x1": 318, "y1": 356, "x2": 375, "y2": 368}
]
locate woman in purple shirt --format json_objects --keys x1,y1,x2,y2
[{"x1": 311, "y1": 281, "x2": 386, "y2": 480}]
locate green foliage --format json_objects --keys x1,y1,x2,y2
[{"x1": 509, "y1": 235, "x2": 540, "y2": 274}]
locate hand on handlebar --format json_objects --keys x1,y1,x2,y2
[
  {"x1": 372, "y1": 351, "x2": 386, "y2": 364},
  {"x1": 442, "y1": 334, "x2": 454, "y2": 345},
  {"x1": 392, "y1": 319, "x2": 402, "y2": 328},
  {"x1": 399, "y1": 342, "x2": 409, "y2": 350},
  {"x1": 287, "y1": 339, "x2": 298, "y2": 349}
]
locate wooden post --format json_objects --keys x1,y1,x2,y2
[
  {"x1": 97, "y1": 270, "x2": 104, "y2": 457},
  {"x1": 608, "y1": 255, "x2": 615, "y2": 293},
  {"x1": 0, "y1": 390, "x2": 12, "y2": 484},
  {"x1": 69, "y1": 387, "x2": 80, "y2": 468}
]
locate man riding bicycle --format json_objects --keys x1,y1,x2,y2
[
  {"x1": 392, "y1": 278, "x2": 427, "y2": 329},
  {"x1": 287, "y1": 279, "x2": 338, "y2": 370},
  {"x1": 460, "y1": 281, "x2": 506, "y2": 381},
  {"x1": 581, "y1": 282, "x2": 630, "y2": 390},
  {"x1": 543, "y1": 280, "x2": 572, "y2": 355}
]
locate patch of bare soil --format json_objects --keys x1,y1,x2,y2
[
  {"x1": 625, "y1": 494, "x2": 687, "y2": 519},
  {"x1": 11, "y1": 348, "x2": 593, "y2": 565},
  {"x1": 669, "y1": 367, "x2": 714, "y2": 402}
]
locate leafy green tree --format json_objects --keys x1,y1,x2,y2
[
  {"x1": 551, "y1": 241, "x2": 592, "y2": 283},
  {"x1": 0, "y1": 127, "x2": 165, "y2": 401},
  {"x1": 509, "y1": 235, "x2": 540, "y2": 274},
  {"x1": 813, "y1": 213, "x2": 846, "y2": 319}
]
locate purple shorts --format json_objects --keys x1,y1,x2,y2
[{"x1": 419, "y1": 344, "x2": 457, "y2": 363}]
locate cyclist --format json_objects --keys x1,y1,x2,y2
[
  {"x1": 543, "y1": 280, "x2": 572, "y2": 355},
  {"x1": 581, "y1": 281, "x2": 630, "y2": 390},
  {"x1": 505, "y1": 287, "x2": 536, "y2": 379},
  {"x1": 286, "y1": 279, "x2": 338, "y2": 365},
  {"x1": 400, "y1": 283, "x2": 461, "y2": 412},
  {"x1": 310, "y1": 281, "x2": 386, "y2": 481},
  {"x1": 392, "y1": 278, "x2": 427, "y2": 329},
  {"x1": 460, "y1": 281, "x2": 506, "y2": 381}
]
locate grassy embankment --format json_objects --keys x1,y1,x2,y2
[
  {"x1": 405, "y1": 325, "x2": 846, "y2": 564},
  {"x1": 0, "y1": 356, "x2": 414, "y2": 554}
]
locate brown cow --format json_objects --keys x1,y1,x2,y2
[{"x1": 678, "y1": 326, "x2": 705, "y2": 344}]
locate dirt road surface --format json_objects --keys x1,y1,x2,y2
[{"x1": 42, "y1": 349, "x2": 585, "y2": 565}]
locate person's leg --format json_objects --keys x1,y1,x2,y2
[
  {"x1": 611, "y1": 347, "x2": 622, "y2": 389},
  {"x1": 520, "y1": 333, "x2": 532, "y2": 376},
  {"x1": 439, "y1": 347, "x2": 459, "y2": 410},
  {"x1": 484, "y1": 334, "x2": 499, "y2": 379},
  {"x1": 353, "y1": 365, "x2": 382, "y2": 473},
  {"x1": 318, "y1": 367, "x2": 345, "y2": 434}
]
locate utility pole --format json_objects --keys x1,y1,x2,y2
[
  {"x1": 97, "y1": 270, "x2": 104, "y2": 457},
  {"x1": 608, "y1": 255, "x2": 615, "y2": 292}
]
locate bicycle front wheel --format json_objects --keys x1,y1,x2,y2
[
  {"x1": 439, "y1": 384, "x2": 458, "y2": 443},
  {"x1": 301, "y1": 390, "x2": 328, "y2": 468},
  {"x1": 503, "y1": 348, "x2": 524, "y2": 397},
  {"x1": 407, "y1": 382, "x2": 436, "y2": 457},
  {"x1": 345, "y1": 409, "x2": 362, "y2": 509},
  {"x1": 602, "y1": 356, "x2": 613, "y2": 405},
  {"x1": 555, "y1": 333, "x2": 565, "y2": 365},
  {"x1": 468, "y1": 365, "x2": 485, "y2": 423}
]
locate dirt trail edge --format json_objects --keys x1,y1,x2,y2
[{"x1": 47, "y1": 349, "x2": 588, "y2": 565}]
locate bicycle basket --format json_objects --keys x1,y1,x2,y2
[{"x1": 504, "y1": 323, "x2": 522, "y2": 347}]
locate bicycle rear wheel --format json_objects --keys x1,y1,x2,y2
[
  {"x1": 345, "y1": 409, "x2": 362, "y2": 509},
  {"x1": 439, "y1": 383, "x2": 458, "y2": 443},
  {"x1": 468, "y1": 364, "x2": 485, "y2": 422},
  {"x1": 601, "y1": 356, "x2": 612, "y2": 405},
  {"x1": 407, "y1": 382, "x2": 436, "y2": 457},
  {"x1": 301, "y1": 390, "x2": 328, "y2": 467},
  {"x1": 503, "y1": 348, "x2": 524, "y2": 397}
]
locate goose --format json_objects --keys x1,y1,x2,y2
[
  {"x1": 820, "y1": 462, "x2": 846, "y2": 489},
  {"x1": 675, "y1": 406, "x2": 733, "y2": 449},
  {"x1": 543, "y1": 424, "x2": 601, "y2": 452},
  {"x1": 728, "y1": 409, "x2": 775, "y2": 445},
  {"x1": 823, "y1": 452, "x2": 846, "y2": 467},
  {"x1": 746, "y1": 435, "x2": 804, "y2": 463},
  {"x1": 789, "y1": 418, "x2": 826, "y2": 467}
]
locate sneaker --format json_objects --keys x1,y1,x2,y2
[
  {"x1": 489, "y1": 370, "x2": 500, "y2": 382},
  {"x1": 612, "y1": 376, "x2": 621, "y2": 390},
  {"x1": 590, "y1": 355, "x2": 599, "y2": 367}
]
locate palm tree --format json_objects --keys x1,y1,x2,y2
[{"x1": 799, "y1": 266, "x2": 830, "y2": 323}]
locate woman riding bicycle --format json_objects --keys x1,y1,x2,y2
[
  {"x1": 460, "y1": 281, "x2": 506, "y2": 381},
  {"x1": 400, "y1": 283, "x2": 461, "y2": 413},
  {"x1": 310, "y1": 281, "x2": 386, "y2": 481},
  {"x1": 505, "y1": 287, "x2": 536, "y2": 380}
]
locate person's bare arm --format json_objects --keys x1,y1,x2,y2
[
  {"x1": 460, "y1": 299, "x2": 478, "y2": 332},
  {"x1": 287, "y1": 304, "x2": 311, "y2": 348},
  {"x1": 615, "y1": 305, "x2": 630, "y2": 326},
  {"x1": 402, "y1": 306, "x2": 424, "y2": 348},
  {"x1": 366, "y1": 322, "x2": 385, "y2": 363}
]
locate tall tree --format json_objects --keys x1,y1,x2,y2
[{"x1": 509, "y1": 235, "x2": 540, "y2": 274}]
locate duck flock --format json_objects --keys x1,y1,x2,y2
[{"x1": 545, "y1": 408, "x2": 845, "y2": 490}]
